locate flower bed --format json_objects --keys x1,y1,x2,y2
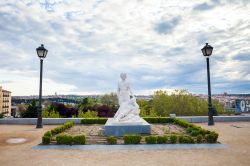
[{"x1": 42, "y1": 118, "x2": 219, "y2": 145}]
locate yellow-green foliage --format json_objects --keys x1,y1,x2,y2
[
  {"x1": 78, "y1": 110, "x2": 98, "y2": 118},
  {"x1": 123, "y1": 135, "x2": 142, "y2": 144},
  {"x1": 72, "y1": 135, "x2": 86, "y2": 144},
  {"x1": 107, "y1": 136, "x2": 117, "y2": 145},
  {"x1": 148, "y1": 89, "x2": 225, "y2": 116}
]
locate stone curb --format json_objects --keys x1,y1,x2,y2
[{"x1": 33, "y1": 144, "x2": 227, "y2": 150}]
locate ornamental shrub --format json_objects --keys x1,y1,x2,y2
[
  {"x1": 44, "y1": 131, "x2": 52, "y2": 138},
  {"x1": 178, "y1": 135, "x2": 194, "y2": 144},
  {"x1": 42, "y1": 136, "x2": 51, "y2": 145},
  {"x1": 200, "y1": 129, "x2": 210, "y2": 136},
  {"x1": 123, "y1": 135, "x2": 142, "y2": 144},
  {"x1": 206, "y1": 131, "x2": 219, "y2": 143},
  {"x1": 196, "y1": 134, "x2": 203, "y2": 143},
  {"x1": 145, "y1": 136, "x2": 157, "y2": 144},
  {"x1": 56, "y1": 134, "x2": 73, "y2": 145},
  {"x1": 80, "y1": 118, "x2": 108, "y2": 124},
  {"x1": 157, "y1": 136, "x2": 168, "y2": 144},
  {"x1": 72, "y1": 135, "x2": 85, "y2": 144},
  {"x1": 64, "y1": 121, "x2": 75, "y2": 128},
  {"x1": 143, "y1": 117, "x2": 159, "y2": 123},
  {"x1": 50, "y1": 121, "x2": 75, "y2": 136},
  {"x1": 51, "y1": 127, "x2": 63, "y2": 135},
  {"x1": 158, "y1": 117, "x2": 175, "y2": 123},
  {"x1": 191, "y1": 130, "x2": 200, "y2": 137},
  {"x1": 186, "y1": 127, "x2": 193, "y2": 133},
  {"x1": 107, "y1": 136, "x2": 117, "y2": 145},
  {"x1": 143, "y1": 117, "x2": 176, "y2": 123},
  {"x1": 170, "y1": 135, "x2": 177, "y2": 144},
  {"x1": 174, "y1": 119, "x2": 190, "y2": 128}
]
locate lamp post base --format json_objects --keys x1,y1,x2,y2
[
  {"x1": 208, "y1": 107, "x2": 214, "y2": 126},
  {"x1": 36, "y1": 125, "x2": 43, "y2": 128}
]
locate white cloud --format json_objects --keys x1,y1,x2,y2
[{"x1": 0, "y1": 0, "x2": 249, "y2": 95}]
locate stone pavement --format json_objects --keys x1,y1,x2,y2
[{"x1": 0, "y1": 122, "x2": 250, "y2": 166}]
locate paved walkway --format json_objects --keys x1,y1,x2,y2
[{"x1": 0, "y1": 122, "x2": 250, "y2": 166}]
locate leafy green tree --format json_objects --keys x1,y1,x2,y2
[
  {"x1": 78, "y1": 98, "x2": 95, "y2": 111},
  {"x1": 21, "y1": 100, "x2": 38, "y2": 118},
  {"x1": 42, "y1": 103, "x2": 60, "y2": 118},
  {"x1": 100, "y1": 93, "x2": 118, "y2": 106},
  {"x1": 151, "y1": 89, "x2": 225, "y2": 116},
  {"x1": 152, "y1": 90, "x2": 172, "y2": 116},
  {"x1": 99, "y1": 93, "x2": 119, "y2": 112},
  {"x1": 138, "y1": 99, "x2": 156, "y2": 117}
]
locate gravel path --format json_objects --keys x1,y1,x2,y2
[{"x1": 0, "y1": 122, "x2": 250, "y2": 166}]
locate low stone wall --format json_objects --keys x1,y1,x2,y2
[
  {"x1": 0, "y1": 116, "x2": 250, "y2": 125},
  {"x1": 178, "y1": 116, "x2": 250, "y2": 123},
  {"x1": 0, "y1": 118, "x2": 82, "y2": 125}
]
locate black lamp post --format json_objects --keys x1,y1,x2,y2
[
  {"x1": 201, "y1": 43, "x2": 214, "y2": 126},
  {"x1": 36, "y1": 44, "x2": 48, "y2": 128}
]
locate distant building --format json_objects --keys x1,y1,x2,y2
[{"x1": 0, "y1": 86, "x2": 12, "y2": 116}]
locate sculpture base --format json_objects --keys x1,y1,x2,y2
[{"x1": 104, "y1": 118, "x2": 151, "y2": 136}]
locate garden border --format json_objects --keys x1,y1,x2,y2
[
  {"x1": 33, "y1": 143, "x2": 227, "y2": 150},
  {"x1": 42, "y1": 118, "x2": 219, "y2": 145}
]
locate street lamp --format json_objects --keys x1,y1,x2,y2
[
  {"x1": 36, "y1": 44, "x2": 48, "y2": 128},
  {"x1": 201, "y1": 43, "x2": 214, "y2": 126}
]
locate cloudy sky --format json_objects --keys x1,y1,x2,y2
[{"x1": 0, "y1": 0, "x2": 249, "y2": 96}]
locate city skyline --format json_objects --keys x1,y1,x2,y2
[{"x1": 0, "y1": 0, "x2": 249, "y2": 96}]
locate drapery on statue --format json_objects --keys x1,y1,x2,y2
[{"x1": 114, "y1": 73, "x2": 140, "y2": 122}]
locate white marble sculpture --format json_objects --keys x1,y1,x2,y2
[{"x1": 114, "y1": 73, "x2": 141, "y2": 122}]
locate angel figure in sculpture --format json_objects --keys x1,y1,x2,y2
[{"x1": 114, "y1": 73, "x2": 141, "y2": 122}]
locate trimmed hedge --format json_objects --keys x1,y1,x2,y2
[
  {"x1": 206, "y1": 131, "x2": 219, "y2": 143},
  {"x1": 80, "y1": 118, "x2": 108, "y2": 124},
  {"x1": 107, "y1": 136, "x2": 117, "y2": 145},
  {"x1": 42, "y1": 136, "x2": 51, "y2": 145},
  {"x1": 73, "y1": 135, "x2": 86, "y2": 145},
  {"x1": 145, "y1": 136, "x2": 157, "y2": 144},
  {"x1": 157, "y1": 136, "x2": 168, "y2": 144},
  {"x1": 142, "y1": 117, "x2": 219, "y2": 143},
  {"x1": 123, "y1": 135, "x2": 142, "y2": 144},
  {"x1": 56, "y1": 134, "x2": 73, "y2": 145},
  {"x1": 143, "y1": 117, "x2": 175, "y2": 123},
  {"x1": 170, "y1": 135, "x2": 177, "y2": 144},
  {"x1": 178, "y1": 135, "x2": 195, "y2": 144},
  {"x1": 42, "y1": 121, "x2": 75, "y2": 145},
  {"x1": 56, "y1": 134, "x2": 86, "y2": 145},
  {"x1": 44, "y1": 131, "x2": 52, "y2": 137},
  {"x1": 191, "y1": 130, "x2": 200, "y2": 137},
  {"x1": 51, "y1": 121, "x2": 75, "y2": 135},
  {"x1": 196, "y1": 134, "x2": 203, "y2": 143}
]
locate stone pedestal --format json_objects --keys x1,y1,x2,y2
[{"x1": 104, "y1": 118, "x2": 151, "y2": 136}]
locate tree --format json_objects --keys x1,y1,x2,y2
[
  {"x1": 21, "y1": 100, "x2": 38, "y2": 118},
  {"x1": 78, "y1": 98, "x2": 95, "y2": 111},
  {"x1": 42, "y1": 103, "x2": 60, "y2": 118},
  {"x1": 100, "y1": 93, "x2": 118, "y2": 106},
  {"x1": 98, "y1": 93, "x2": 119, "y2": 113},
  {"x1": 151, "y1": 89, "x2": 224, "y2": 116},
  {"x1": 138, "y1": 99, "x2": 155, "y2": 117}
]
